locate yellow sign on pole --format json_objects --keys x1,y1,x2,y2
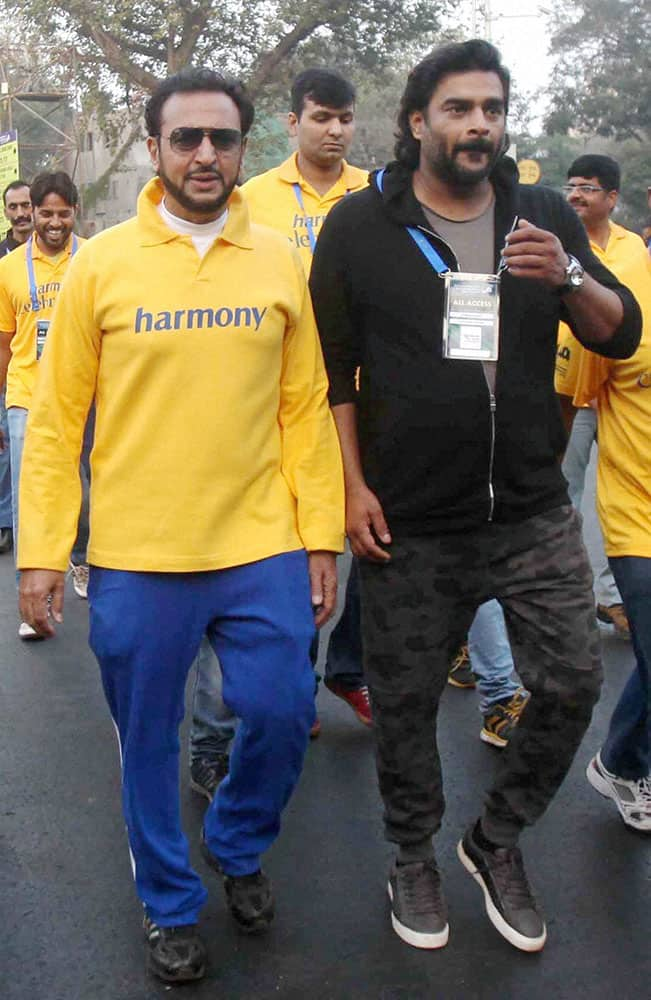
[
  {"x1": 0, "y1": 130, "x2": 19, "y2": 190},
  {"x1": 517, "y1": 159, "x2": 541, "y2": 185}
]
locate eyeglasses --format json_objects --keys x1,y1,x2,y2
[
  {"x1": 561, "y1": 184, "x2": 606, "y2": 195},
  {"x1": 160, "y1": 127, "x2": 242, "y2": 154}
]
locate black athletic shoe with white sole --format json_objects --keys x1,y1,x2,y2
[
  {"x1": 143, "y1": 915, "x2": 206, "y2": 982},
  {"x1": 387, "y1": 858, "x2": 449, "y2": 949},
  {"x1": 457, "y1": 825, "x2": 546, "y2": 952}
]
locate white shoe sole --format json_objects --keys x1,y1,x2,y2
[
  {"x1": 18, "y1": 623, "x2": 44, "y2": 641},
  {"x1": 387, "y1": 882, "x2": 449, "y2": 949},
  {"x1": 457, "y1": 841, "x2": 547, "y2": 953},
  {"x1": 480, "y1": 729, "x2": 508, "y2": 748},
  {"x1": 586, "y1": 757, "x2": 651, "y2": 832}
]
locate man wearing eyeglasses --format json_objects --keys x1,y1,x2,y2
[
  {"x1": 556, "y1": 154, "x2": 651, "y2": 833},
  {"x1": 15, "y1": 68, "x2": 344, "y2": 983},
  {"x1": 556, "y1": 156, "x2": 649, "y2": 638}
]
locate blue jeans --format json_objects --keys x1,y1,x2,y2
[
  {"x1": 600, "y1": 557, "x2": 651, "y2": 779},
  {"x1": 8, "y1": 405, "x2": 91, "y2": 569},
  {"x1": 468, "y1": 599, "x2": 519, "y2": 712},
  {"x1": 189, "y1": 636, "x2": 237, "y2": 761},
  {"x1": 562, "y1": 407, "x2": 620, "y2": 606},
  {"x1": 89, "y1": 551, "x2": 316, "y2": 926},
  {"x1": 0, "y1": 388, "x2": 11, "y2": 529},
  {"x1": 323, "y1": 555, "x2": 364, "y2": 689}
]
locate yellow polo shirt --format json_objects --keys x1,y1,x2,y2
[
  {"x1": 555, "y1": 222, "x2": 649, "y2": 397},
  {"x1": 554, "y1": 229, "x2": 651, "y2": 557},
  {"x1": 0, "y1": 233, "x2": 82, "y2": 409},
  {"x1": 242, "y1": 153, "x2": 368, "y2": 275},
  {"x1": 18, "y1": 178, "x2": 344, "y2": 572}
]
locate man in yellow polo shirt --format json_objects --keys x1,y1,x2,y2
[
  {"x1": 0, "y1": 171, "x2": 89, "y2": 638},
  {"x1": 555, "y1": 158, "x2": 651, "y2": 833},
  {"x1": 556, "y1": 155, "x2": 649, "y2": 638},
  {"x1": 17, "y1": 68, "x2": 344, "y2": 983},
  {"x1": 243, "y1": 68, "x2": 368, "y2": 274}
]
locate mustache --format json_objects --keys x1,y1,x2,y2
[
  {"x1": 454, "y1": 139, "x2": 495, "y2": 154},
  {"x1": 15, "y1": 216, "x2": 31, "y2": 224},
  {"x1": 186, "y1": 168, "x2": 224, "y2": 182}
]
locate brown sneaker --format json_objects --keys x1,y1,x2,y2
[
  {"x1": 481, "y1": 688, "x2": 530, "y2": 748},
  {"x1": 596, "y1": 603, "x2": 631, "y2": 640},
  {"x1": 447, "y1": 644, "x2": 476, "y2": 689}
]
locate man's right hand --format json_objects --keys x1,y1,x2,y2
[
  {"x1": 346, "y1": 485, "x2": 392, "y2": 562},
  {"x1": 19, "y1": 569, "x2": 65, "y2": 638}
]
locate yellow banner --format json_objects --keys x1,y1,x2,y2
[{"x1": 0, "y1": 130, "x2": 19, "y2": 190}]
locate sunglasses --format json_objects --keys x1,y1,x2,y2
[{"x1": 161, "y1": 127, "x2": 242, "y2": 154}]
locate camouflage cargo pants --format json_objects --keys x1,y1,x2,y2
[{"x1": 359, "y1": 505, "x2": 602, "y2": 848}]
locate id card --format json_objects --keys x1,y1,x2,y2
[
  {"x1": 442, "y1": 273, "x2": 500, "y2": 361},
  {"x1": 36, "y1": 319, "x2": 50, "y2": 360}
]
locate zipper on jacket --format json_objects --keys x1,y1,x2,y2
[
  {"x1": 482, "y1": 367, "x2": 497, "y2": 522},
  {"x1": 417, "y1": 224, "x2": 498, "y2": 522}
]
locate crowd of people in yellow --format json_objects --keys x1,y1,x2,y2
[{"x1": 0, "y1": 39, "x2": 648, "y2": 985}]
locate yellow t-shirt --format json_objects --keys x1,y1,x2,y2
[
  {"x1": 0, "y1": 233, "x2": 83, "y2": 409},
  {"x1": 18, "y1": 178, "x2": 344, "y2": 572},
  {"x1": 242, "y1": 153, "x2": 368, "y2": 276},
  {"x1": 555, "y1": 222, "x2": 649, "y2": 399},
  {"x1": 554, "y1": 225, "x2": 651, "y2": 556}
]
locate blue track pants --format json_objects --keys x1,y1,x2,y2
[{"x1": 88, "y1": 550, "x2": 316, "y2": 926}]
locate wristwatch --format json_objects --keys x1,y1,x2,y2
[{"x1": 559, "y1": 254, "x2": 585, "y2": 294}]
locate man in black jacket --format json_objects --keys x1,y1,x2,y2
[{"x1": 310, "y1": 40, "x2": 641, "y2": 954}]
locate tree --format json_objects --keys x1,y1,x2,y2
[
  {"x1": 544, "y1": 0, "x2": 651, "y2": 140},
  {"x1": 2, "y1": 1, "x2": 445, "y2": 107}
]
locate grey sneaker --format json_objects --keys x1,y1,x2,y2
[
  {"x1": 586, "y1": 752, "x2": 651, "y2": 832},
  {"x1": 387, "y1": 859, "x2": 449, "y2": 949},
  {"x1": 457, "y1": 824, "x2": 546, "y2": 952}
]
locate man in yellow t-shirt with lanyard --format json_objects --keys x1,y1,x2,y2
[
  {"x1": 0, "y1": 171, "x2": 88, "y2": 639},
  {"x1": 556, "y1": 155, "x2": 649, "y2": 640},
  {"x1": 555, "y1": 155, "x2": 651, "y2": 831},
  {"x1": 185, "y1": 69, "x2": 368, "y2": 794}
]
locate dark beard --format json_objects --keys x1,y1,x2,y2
[
  {"x1": 158, "y1": 166, "x2": 236, "y2": 216},
  {"x1": 429, "y1": 140, "x2": 499, "y2": 188}
]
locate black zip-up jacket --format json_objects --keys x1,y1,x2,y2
[{"x1": 310, "y1": 158, "x2": 642, "y2": 535}]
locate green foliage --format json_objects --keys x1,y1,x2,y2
[
  {"x1": 1, "y1": 0, "x2": 446, "y2": 108},
  {"x1": 512, "y1": 131, "x2": 651, "y2": 232},
  {"x1": 545, "y1": 0, "x2": 651, "y2": 140},
  {"x1": 242, "y1": 115, "x2": 289, "y2": 178}
]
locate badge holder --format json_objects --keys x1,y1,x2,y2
[
  {"x1": 36, "y1": 319, "x2": 50, "y2": 360},
  {"x1": 442, "y1": 273, "x2": 500, "y2": 361}
]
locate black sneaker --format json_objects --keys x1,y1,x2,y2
[
  {"x1": 457, "y1": 825, "x2": 546, "y2": 952},
  {"x1": 143, "y1": 915, "x2": 206, "y2": 982},
  {"x1": 190, "y1": 754, "x2": 230, "y2": 801},
  {"x1": 201, "y1": 833, "x2": 274, "y2": 934},
  {"x1": 387, "y1": 859, "x2": 449, "y2": 949}
]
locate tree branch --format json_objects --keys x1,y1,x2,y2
[{"x1": 246, "y1": 17, "x2": 325, "y2": 97}]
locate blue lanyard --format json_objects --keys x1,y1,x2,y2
[
  {"x1": 292, "y1": 182, "x2": 352, "y2": 256},
  {"x1": 27, "y1": 233, "x2": 78, "y2": 312},
  {"x1": 376, "y1": 168, "x2": 449, "y2": 275},
  {"x1": 292, "y1": 183, "x2": 317, "y2": 255}
]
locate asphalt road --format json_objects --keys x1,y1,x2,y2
[{"x1": 1, "y1": 460, "x2": 649, "y2": 1000}]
